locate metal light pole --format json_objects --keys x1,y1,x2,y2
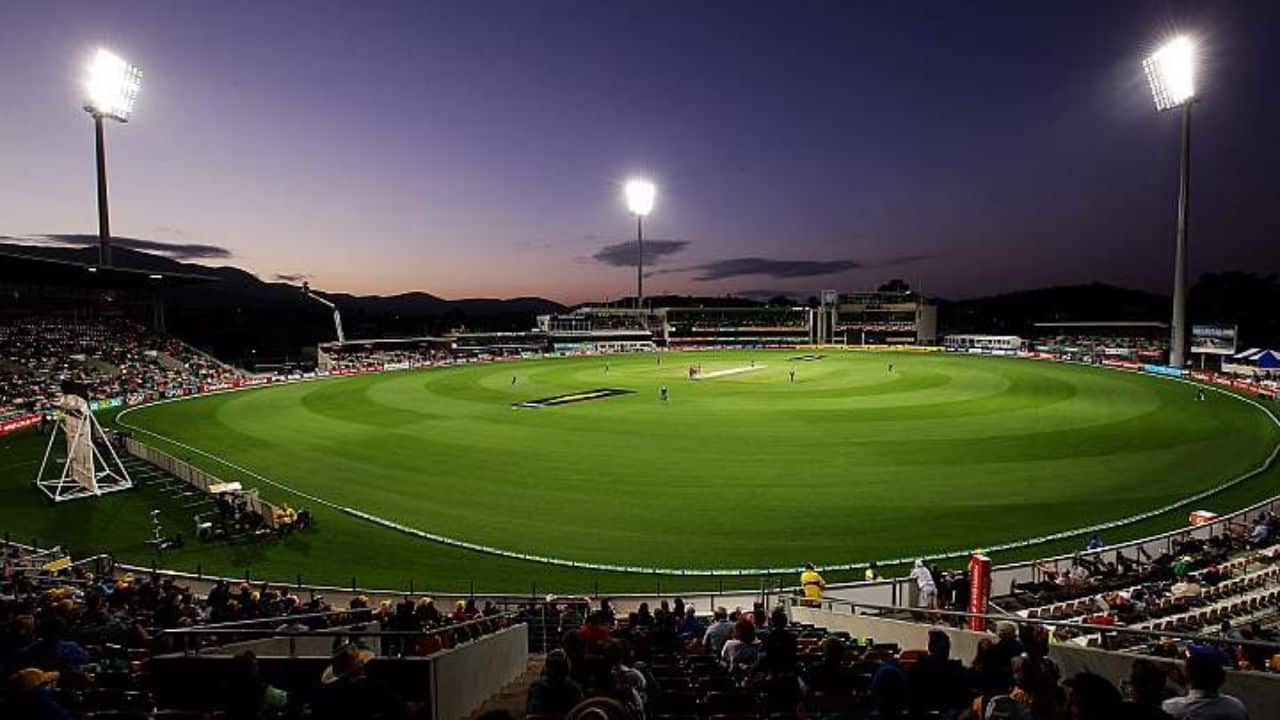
[
  {"x1": 93, "y1": 113, "x2": 112, "y2": 267},
  {"x1": 83, "y1": 49, "x2": 142, "y2": 269},
  {"x1": 1170, "y1": 101, "x2": 1192, "y2": 368},
  {"x1": 1142, "y1": 36, "x2": 1196, "y2": 368},
  {"x1": 636, "y1": 214, "x2": 644, "y2": 311}
]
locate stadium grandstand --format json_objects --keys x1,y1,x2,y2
[
  {"x1": 3, "y1": 501, "x2": 1279, "y2": 718},
  {"x1": 316, "y1": 338, "x2": 454, "y2": 373},
  {"x1": 942, "y1": 334, "x2": 1024, "y2": 355},
  {"x1": 537, "y1": 309, "x2": 656, "y2": 353},
  {"x1": 1029, "y1": 321, "x2": 1170, "y2": 363},
  {"x1": 817, "y1": 281, "x2": 939, "y2": 346},
  {"x1": 657, "y1": 306, "x2": 813, "y2": 347},
  {"x1": 0, "y1": 249, "x2": 239, "y2": 427}
]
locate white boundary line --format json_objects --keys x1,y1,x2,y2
[{"x1": 114, "y1": 354, "x2": 1280, "y2": 576}]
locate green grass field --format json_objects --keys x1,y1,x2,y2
[{"x1": 2, "y1": 350, "x2": 1278, "y2": 593}]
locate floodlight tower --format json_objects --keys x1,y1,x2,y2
[
  {"x1": 624, "y1": 179, "x2": 656, "y2": 312},
  {"x1": 1143, "y1": 36, "x2": 1196, "y2": 367},
  {"x1": 83, "y1": 48, "x2": 142, "y2": 268}
]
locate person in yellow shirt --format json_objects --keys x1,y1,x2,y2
[
  {"x1": 864, "y1": 562, "x2": 882, "y2": 582},
  {"x1": 800, "y1": 562, "x2": 825, "y2": 606}
]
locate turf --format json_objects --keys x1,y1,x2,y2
[{"x1": 2, "y1": 350, "x2": 1277, "y2": 592}]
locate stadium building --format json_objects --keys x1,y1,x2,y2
[
  {"x1": 536, "y1": 308, "x2": 656, "y2": 353},
  {"x1": 1030, "y1": 320, "x2": 1170, "y2": 362},
  {"x1": 816, "y1": 280, "x2": 939, "y2": 345},
  {"x1": 656, "y1": 305, "x2": 813, "y2": 347}
]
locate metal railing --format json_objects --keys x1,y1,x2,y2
[
  {"x1": 790, "y1": 595, "x2": 1280, "y2": 655},
  {"x1": 160, "y1": 610, "x2": 523, "y2": 658}
]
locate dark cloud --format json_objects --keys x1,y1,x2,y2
[
  {"x1": 682, "y1": 257, "x2": 860, "y2": 281},
  {"x1": 878, "y1": 253, "x2": 931, "y2": 267},
  {"x1": 3, "y1": 233, "x2": 231, "y2": 260},
  {"x1": 273, "y1": 272, "x2": 313, "y2": 283},
  {"x1": 732, "y1": 289, "x2": 805, "y2": 302},
  {"x1": 592, "y1": 239, "x2": 690, "y2": 267}
]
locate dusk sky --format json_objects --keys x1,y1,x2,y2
[{"x1": 2, "y1": 1, "x2": 1277, "y2": 304}]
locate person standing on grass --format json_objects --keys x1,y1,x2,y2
[
  {"x1": 789, "y1": 369, "x2": 796, "y2": 383},
  {"x1": 511, "y1": 375, "x2": 517, "y2": 386},
  {"x1": 660, "y1": 386, "x2": 668, "y2": 402}
]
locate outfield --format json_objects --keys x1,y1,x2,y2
[
  {"x1": 3, "y1": 350, "x2": 1277, "y2": 592},
  {"x1": 101, "y1": 351, "x2": 1278, "y2": 573}
]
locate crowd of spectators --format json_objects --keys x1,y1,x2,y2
[
  {"x1": 1004, "y1": 523, "x2": 1280, "y2": 666},
  {"x1": 523, "y1": 595, "x2": 1258, "y2": 720},
  {"x1": 0, "y1": 317, "x2": 239, "y2": 420},
  {"x1": 0, "y1": 541, "x2": 519, "y2": 719},
  {"x1": 319, "y1": 345, "x2": 450, "y2": 373},
  {"x1": 1030, "y1": 334, "x2": 1168, "y2": 361}
]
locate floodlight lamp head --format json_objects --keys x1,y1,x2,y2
[
  {"x1": 1143, "y1": 36, "x2": 1195, "y2": 112},
  {"x1": 624, "y1": 178, "x2": 656, "y2": 216},
  {"x1": 85, "y1": 48, "x2": 142, "y2": 122}
]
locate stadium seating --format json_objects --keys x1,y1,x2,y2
[
  {"x1": 0, "y1": 317, "x2": 239, "y2": 419},
  {"x1": 0, "y1": 540, "x2": 528, "y2": 718}
]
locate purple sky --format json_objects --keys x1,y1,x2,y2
[{"x1": 2, "y1": 1, "x2": 1277, "y2": 304}]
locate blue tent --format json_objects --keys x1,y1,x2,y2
[{"x1": 1232, "y1": 348, "x2": 1280, "y2": 369}]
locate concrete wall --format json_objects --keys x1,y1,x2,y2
[
  {"x1": 1048, "y1": 643, "x2": 1280, "y2": 711},
  {"x1": 430, "y1": 623, "x2": 529, "y2": 720},
  {"x1": 791, "y1": 605, "x2": 991, "y2": 662},
  {"x1": 791, "y1": 607, "x2": 1280, "y2": 715}
]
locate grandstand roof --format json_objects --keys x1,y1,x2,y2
[
  {"x1": 1033, "y1": 320, "x2": 1169, "y2": 328},
  {"x1": 0, "y1": 246, "x2": 219, "y2": 289},
  {"x1": 319, "y1": 336, "x2": 452, "y2": 348}
]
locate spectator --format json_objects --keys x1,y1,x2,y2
[
  {"x1": 224, "y1": 650, "x2": 288, "y2": 720},
  {"x1": 602, "y1": 642, "x2": 646, "y2": 712},
  {"x1": 910, "y1": 559, "x2": 937, "y2": 608},
  {"x1": 311, "y1": 643, "x2": 403, "y2": 720},
  {"x1": 579, "y1": 611, "x2": 612, "y2": 652},
  {"x1": 703, "y1": 607, "x2": 732, "y2": 654},
  {"x1": 1162, "y1": 648, "x2": 1248, "y2": 720},
  {"x1": 6, "y1": 667, "x2": 70, "y2": 720},
  {"x1": 803, "y1": 637, "x2": 856, "y2": 696},
  {"x1": 527, "y1": 649, "x2": 583, "y2": 716},
  {"x1": 1064, "y1": 672, "x2": 1123, "y2": 720},
  {"x1": 758, "y1": 608, "x2": 796, "y2": 674},
  {"x1": 870, "y1": 658, "x2": 908, "y2": 716},
  {"x1": 678, "y1": 605, "x2": 703, "y2": 639},
  {"x1": 908, "y1": 630, "x2": 967, "y2": 716},
  {"x1": 800, "y1": 563, "x2": 825, "y2": 605},
  {"x1": 989, "y1": 621, "x2": 1025, "y2": 680},
  {"x1": 720, "y1": 619, "x2": 759, "y2": 673},
  {"x1": 634, "y1": 602, "x2": 653, "y2": 629},
  {"x1": 1124, "y1": 659, "x2": 1175, "y2": 719},
  {"x1": 1009, "y1": 655, "x2": 1061, "y2": 720}
]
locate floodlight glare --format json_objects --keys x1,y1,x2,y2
[
  {"x1": 1143, "y1": 36, "x2": 1195, "y2": 111},
  {"x1": 624, "y1": 179, "x2": 656, "y2": 216},
  {"x1": 85, "y1": 48, "x2": 142, "y2": 122}
]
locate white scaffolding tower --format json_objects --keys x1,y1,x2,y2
[{"x1": 34, "y1": 395, "x2": 133, "y2": 502}]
